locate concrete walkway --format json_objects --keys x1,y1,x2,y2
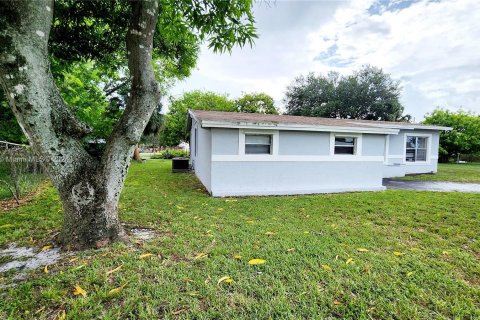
[{"x1": 383, "y1": 179, "x2": 480, "y2": 193}]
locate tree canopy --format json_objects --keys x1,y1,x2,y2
[
  {"x1": 423, "y1": 108, "x2": 480, "y2": 158},
  {"x1": 159, "y1": 91, "x2": 278, "y2": 146},
  {"x1": 49, "y1": 0, "x2": 257, "y2": 75},
  {"x1": 160, "y1": 91, "x2": 236, "y2": 146},
  {"x1": 235, "y1": 92, "x2": 278, "y2": 114},
  {"x1": 284, "y1": 65, "x2": 410, "y2": 121}
]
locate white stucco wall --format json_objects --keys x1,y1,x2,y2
[
  {"x1": 189, "y1": 124, "x2": 444, "y2": 197},
  {"x1": 207, "y1": 129, "x2": 385, "y2": 196},
  {"x1": 383, "y1": 129, "x2": 440, "y2": 178},
  {"x1": 190, "y1": 120, "x2": 212, "y2": 192},
  {"x1": 210, "y1": 161, "x2": 385, "y2": 196}
]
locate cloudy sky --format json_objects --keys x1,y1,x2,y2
[{"x1": 171, "y1": 0, "x2": 480, "y2": 121}]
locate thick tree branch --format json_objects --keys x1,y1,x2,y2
[
  {"x1": 105, "y1": 78, "x2": 130, "y2": 96},
  {"x1": 100, "y1": 0, "x2": 160, "y2": 211},
  {"x1": 0, "y1": 0, "x2": 93, "y2": 189},
  {"x1": 116, "y1": 0, "x2": 160, "y2": 144}
]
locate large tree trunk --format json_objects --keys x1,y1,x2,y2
[
  {"x1": 0, "y1": 0, "x2": 160, "y2": 249},
  {"x1": 58, "y1": 171, "x2": 127, "y2": 249}
]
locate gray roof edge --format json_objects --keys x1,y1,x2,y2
[
  {"x1": 189, "y1": 110, "x2": 452, "y2": 132},
  {"x1": 350, "y1": 122, "x2": 453, "y2": 131}
]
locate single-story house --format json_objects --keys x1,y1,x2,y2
[{"x1": 187, "y1": 110, "x2": 451, "y2": 197}]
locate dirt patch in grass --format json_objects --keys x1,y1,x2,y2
[
  {"x1": 0, "y1": 181, "x2": 48, "y2": 212},
  {"x1": 130, "y1": 228, "x2": 158, "y2": 240},
  {"x1": 0, "y1": 243, "x2": 61, "y2": 288}
]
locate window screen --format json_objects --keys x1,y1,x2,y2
[
  {"x1": 334, "y1": 137, "x2": 356, "y2": 155},
  {"x1": 406, "y1": 136, "x2": 427, "y2": 162},
  {"x1": 245, "y1": 134, "x2": 272, "y2": 154}
]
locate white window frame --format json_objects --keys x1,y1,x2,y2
[
  {"x1": 329, "y1": 133, "x2": 362, "y2": 156},
  {"x1": 194, "y1": 127, "x2": 198, "y2": 157},
  {"x1": 403, "y1": 133, "x2": 432, "y2": 165},
  {"x1": 239, "y1": 129, "x2": 279, "y2": 156}
]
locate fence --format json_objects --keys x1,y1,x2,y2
[
  {"x1": 0, "y1": 140, "x2": 29, "y2": 150},
  {"x1": 0, "y1": 141, "x2": 45, "y2": 203}
]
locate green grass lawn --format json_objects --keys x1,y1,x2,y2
[
  {"x1": 0, "y1": 164, "x2": 45, "y2": 201},
  {"x1": 0, "y1": 160, "x2": 479, "y2": 319},
  {"x1": 398, "y1": 162, "x2": 480, "y2": 183}
]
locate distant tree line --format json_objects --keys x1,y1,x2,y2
[
  {"x1": 423, "y1": 109, "x2": 480, "y2": 162},
  {"x1": 284, "y1": 65, "x2": 411, "y2": 121},
  {"x1": 159, "y1": 91, "x2": 278, "y2": 146}
]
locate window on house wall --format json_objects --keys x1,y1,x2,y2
[
  {"x1": 245, "y1": 134, "x2": 272, "y2": 154},
  {"x1": 406, "y1": 136, "x2": 427, "y2": 162},
  {"x1": 334, "y1": 137, "x2": 356, "y2": 155},
  {"x1": 194, "y1": 128, "x2": 198, "y2": 156}
]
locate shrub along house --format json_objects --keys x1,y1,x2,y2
[{"x1": 187, "y1": 110, "x2": 451, "y2": 197}]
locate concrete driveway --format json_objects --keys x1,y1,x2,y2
[{"x1": 383, "y1": 179, "x2": 480, "y2": 193}]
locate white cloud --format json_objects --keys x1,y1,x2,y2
[
  {"x1": 171, "y1": 0, "x2": 480, "y2": 120},
  {"x1": 306, "y1": 0, "x2": 480, "y2": 118}
]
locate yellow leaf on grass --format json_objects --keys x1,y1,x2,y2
[
  {"x1": 0, "y1": 224, "x2": 14, "y2": 229},
  {"x1": 393, "y1": 251, "x2": 404, "y2": 256},
  {"x1": 217, "y1": 208, "x2": 224, "y2": 211},
  {"x1": 225, "y1": 278, "x2": 233, "y2": 283},
  {"x1": 406, "y1": 271, "x2": 414, "y2": 277},
  {"x1": 303, "y1": 231, "x2": 310, "y2": 234},
  {"x1": 172, "y1": 309, "x2": 187, "y2": 315},
  {"x1": 73, "y1": 285, "x2": 87, "y2": 297},
  {"x1": 264, "y1": 231, "x2": 276, "y2": 236},
  {"x1": 194, "y1": 252, "x2": 208, "y2": 260},
  {"x1": 42, "y1": 245, "x2": 52, "y2": 251},
  {"x1": 139, "y1": 253, "x2": 154, "y2": 259},
  {"x1": 108, "y1": 283, "x2": 128, "y2": 295},
  {"x1": 57, "y1": 310, "x2": 66, "y2": 320},
  {"x1": 346, "y1": 258, "x2": 354, "y2": 265},
  {"x1": 357, "y1": 248, "x2": 369, "y2": 252},
  {"x1": 248, "y1": 259, "x2": 266, "y2": 265},
  {"x1": 322, "y1": 264, "x2": 332, "y2": 272},
  {"x1": 43, "y1": 265, "x2": 49, "y2": 274},
  {"x1": 286, "y1": 248, "x2": 295, "y2": 252},
  {"x1": 106, "y1": 265, "x2": 122, "y2": 276},
  {"x1": 442, "y1": 250, "x2": 450, "y2": 255},
  {"x1": 233, "y1": 255, "x2": 242, "y2": 260},
  {"x1": 217, "y1": 276, "x2": 232, "y2": 285},
  {"x1": 72, "y1": 264, "x2": 86, "y2": 271}
]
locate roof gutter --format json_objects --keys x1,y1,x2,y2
[
  {"x1": 352, "y1": 122, "x2": 453, "y2": 131},
  {"x1": 199, "y1": 120, "x2": 400, "y2": 135}
]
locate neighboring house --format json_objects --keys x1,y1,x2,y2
[{"x1": 187, "y1": 110, "x2": 451, "y2": 197}]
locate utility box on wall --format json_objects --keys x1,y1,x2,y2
[{"x1": 172, "y1": 157, "x2": 190, "y2": 173}]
